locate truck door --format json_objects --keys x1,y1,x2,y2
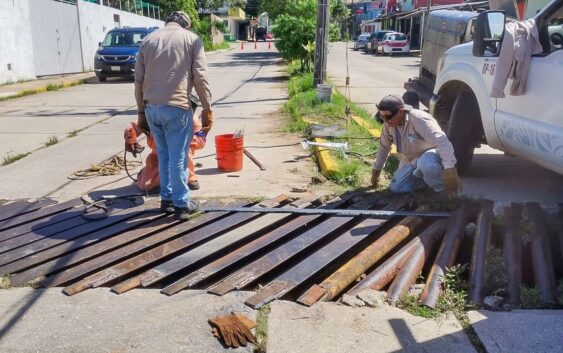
[{"x1": 494, "y1": 4, "x2": 563, "y2": 174}]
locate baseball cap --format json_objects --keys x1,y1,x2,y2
[{"x1": 375, "y1": 95, "x2": 413, "y2": 121}]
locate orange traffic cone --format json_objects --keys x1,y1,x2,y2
[
  {"x1": 254, "y1": 41, "x2": 257, "y2": 49},
  {"x1": 268, "y1": 41, "x2": 271, "y2": 50},
  {"x1": 241, "y1": 41, "x2": 244, "y2": 50}
]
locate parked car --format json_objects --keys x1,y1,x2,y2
[
  {"x1": 353, "y1": 33, "x2": 371, "y2": 51},
  {"x1": 256, "y1": 26, "x2": 267, "y2": 41},
  {"x1": 266, "y1": 33, "x2": 273, "y2": 40},
  {"x1": 94, "y1": 26, "x2": 157, "y2": 82},
  {"x1": 377, "y1": 32, "x2": 410, "y2": 55},
  {"x1": 365, "y1": 30, "x2": 393, "y2": 54}
]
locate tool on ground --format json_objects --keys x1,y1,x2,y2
[
  {"x1": 208, "y1": 312, "x2": 256, "y2": 348},
  {"x1": 243, "y1": 148, "x2": 266, "y2": 170},
  {"x1": 200, "y1": 206, "x2": 449, "y2": 218}
]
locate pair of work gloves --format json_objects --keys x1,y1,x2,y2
[
  {"x1": 209, "y1": 312, "x2": 256, "y2": 348},
  {"x1": 371, "y1": 167, "x2": 462, "y2": 194},
  {"x1": 126, "y1": 109, "x2": 214, "y2": 155}
]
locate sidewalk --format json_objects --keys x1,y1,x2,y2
[
  {"x1": 0, "y1": 72, "x2": 95, "y2": 100},
  {"x1": 0, "y1": 288, "x2": 476, "y2": 353}
]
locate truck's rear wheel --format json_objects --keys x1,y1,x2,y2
[{"x1": 448, "y1": 90, "x2": 481, "y2": 175}]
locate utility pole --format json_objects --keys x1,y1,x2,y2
[{"x1": 314, "y1": 0, "x2": 330, "y2": 86}]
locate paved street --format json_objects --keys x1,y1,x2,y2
[
  {"x1": 0, "y1": 45, "x2": 328, "y2": 201},
  {"x1": 327, "y1": 42, "x2": 563, "y2": 203}
]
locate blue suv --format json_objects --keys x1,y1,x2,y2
[{"x1": 94, "y1": 27, "x2": 158, "y2": 82}]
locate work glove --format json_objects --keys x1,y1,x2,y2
[
  {"x1": 137, "y1": 111, "x2": 150, "y2": 135},
  {"x1": 201, "y1": 109, "x2": 214, "y2": 134},
  {"x1": 442, "y1": 167, "x2": 462, "y2": 195},
  {"x1": 209, "y1": 312, "x2": 256, "y2": 348},
  {"x1": 371, "y1": 169, "x2": 381, "y2": 188}
]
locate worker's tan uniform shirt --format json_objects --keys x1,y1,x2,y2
[
  {"x1": 134, "y1": 22, "x2": 212, "y2": 112},
  {"x1": 373, "y1": 109, "x2": 457, "y2": 171}
]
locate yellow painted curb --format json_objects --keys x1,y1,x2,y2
[
  {"x1": 351, "y1": 115, "x2": 397, "y2": 154},
  {"x1": 313, "y1": 137, "x2": 339, "y2": 177}
]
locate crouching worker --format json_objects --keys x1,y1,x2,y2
[{"x1": 371, "y1": 95, "x2": 462, "y2": 195}]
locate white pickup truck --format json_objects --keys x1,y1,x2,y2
[{"x1": 429, "y1": 0, "x2": 563, "y2": 175}]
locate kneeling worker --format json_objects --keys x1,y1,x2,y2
[{"x1": 371, "y1": 95, "x2": 461, "y2": 194}]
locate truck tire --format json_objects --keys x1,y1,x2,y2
[
  {"x1": 97, "y1": 75, "x2": 107, "y2": 82},
  {"x1": 447, "y1": 90, "x2": 481, "y2": 175}
]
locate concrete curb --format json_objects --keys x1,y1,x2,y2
[
  {"x1": 313, "y1": 137, "x2": 339, "y2": 177},
  {"x1": 0, "y1": 78, "x2": 88, "y2": 101}
]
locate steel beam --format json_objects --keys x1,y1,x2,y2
[
  {"x1": 206, "y1": 200, "x2": 378, "y2": 297},
  {"x1": 60, "y1": 196, "x2": 288, "y2": 295},
  {"x1": 0, "y1": 198, "x2": 83, "y2": 235},
  {"x1": 0, "y1": 200, "x2": 147, "y2": 266},
  {"x1": 161, "y1": 198, "x2": 348, "y2": 296},
  {"x1": 111, "y1": 197, "x2": 319, "y2": 294},
  {"x1": 420, "y1": 205, "x2": 468, "y2": 308},
  {"x1": 503, "y1": 203, "x2": 523, "y2": 305},
  {"x1": 386, "y1": 221, "x2": 445, "y2": 304},
  {"x1": 297, "y1": 206, "x2": 428, "y2": 306},
  {"x1": 525, "y1": 202, "x2": 557, "y2": 306},
  {"x1": 468, "y1": 201, "x2": 493, "y2": 305},
  {"x1": 245, "y1": 201, "x2": 405, "y2": 309},
  {"x1": 0, "y1": 199, "x2": 57, "y2": 223}
]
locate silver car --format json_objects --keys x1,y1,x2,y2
[{"x1": 353, "y1": 33, "x2": 371, "y2": 51}]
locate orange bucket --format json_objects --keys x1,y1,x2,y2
[{"x1": 215, "y1": 134, "x2": 244, "y2": 172}]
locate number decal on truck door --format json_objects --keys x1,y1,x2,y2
[{"x1": 482, "y1": 62, "x2": 496, "y2": 76}]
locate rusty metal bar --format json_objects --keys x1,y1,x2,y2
[
  {"x1": 297, "y1": 206, "x2": 428, "y2": 306},
  {"x1": 525, "y1": 202, "x2": 557, "y2": 306},
  {"x1": 0, "y1": 198, "x2": 83, "y2": 235},
  {"x1": 0, "y1": 199, "x2": 147, "y2": 267},
  {"x1": 206, "y1": 200, "x2": 378, "y2": 297},
  {"x1": 346, "y1": 220, "x2": 446, "y2": 297},
  {"x1": 244, "y1": 148, "x2": 266, "y2": 170},
  {"x1": 420, "y1": 205, "x2": 468, "y2": 308},
  {"x1": 245, "y1": 201, "x2": 405, "y2": 309},
  {"x1": 60, "y1": 196, "x2": 289, "y2": 295},
  {"x1": 2, "y1": 210, "x2": 163, "y2": 277},
  {"x1": 161, "y1": 198, "x2": 348, "y2": 296},
  {"x1": 0, "y1": 199, "x2": 58, "y2": 223},
  {"x1": 111, "y1": 197, "x2": 319, "y2": 294},
  {"x1": 468, "y1": 201, "x2": 493, "y2": 305},
  {"x1": 503, "y1": 203, "x2": 523, "y2": 305},
  {"x1": 386, "y1": 221, "x2": 445, "y2": 304},
  {"x1": 38, "y1": 208, "x2": 230, "y2": 289},
  {"x1": 15, "y1": 201, "x2": 249, "y2": 286}
]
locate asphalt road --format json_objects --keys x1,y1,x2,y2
[
  {"x1": 0, "y1": 44, "x2": 327, "y2": 200},
  {"x1": 327, "y1": 42, "x2": 563, "y2": 204}
]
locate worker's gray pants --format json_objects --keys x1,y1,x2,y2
[{"x1": 389, "y1": 149, "x2": 444, "y2": 193}]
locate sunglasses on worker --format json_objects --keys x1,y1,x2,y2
[{"x1": 379, "y1": 110, "x2": 399, "y2": 122}]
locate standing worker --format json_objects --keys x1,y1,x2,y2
[
  {"x1": 134, "y1": 11, "x2": 213, "y2": 220},
  {"x1": 371, "y1": 95, "x2": 461, "y2": 194}
]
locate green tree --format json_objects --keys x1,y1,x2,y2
[
  {"x1": 157, "y1": 0, "x2": 199, "y2": 28},
  {"x1": 272, "y1": 0, "x2": 316, "y2": 69},
  {"x1": 245, "y1": 0, "x2": 262, "y2": 17},
  {"x1": 195, "y1": 0, "x2": 246, "y2": 12}
]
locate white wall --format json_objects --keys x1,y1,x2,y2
[
  {"x1": 0, "y1": 0, "x2": 163, "y2": 84},
  {"x1": 0, "y1": 0, "x2": 36, "y2": 83},
  {"x1": 78, "y1": 0, "x2": 163, "y2": 71}
]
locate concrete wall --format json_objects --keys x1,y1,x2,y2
[
  {"x1": 0, "y1": 0, "x2": 163, "y2": 84},
  {"x1": 78, "y1": 1, "x2": 163, "y2": 71},
  {"x1": 0, "y1": 0, "x2": 36, "y2": 83}
]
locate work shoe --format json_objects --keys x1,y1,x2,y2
[
  {"x1": 188, "y1": 180, "x2": 200, "y2": 190},
  {"x1": 174, "y1": 199, "x2": 200, "y2": 221},
  {"x1": 160, "y1": 200, "x2": 174, "y2": 214}
]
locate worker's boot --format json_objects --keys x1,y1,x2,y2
[
  {"x1": 188, "y1": 180, "x2": 200, "y2": 190},
  {"x1": 174, "y1": 199, "x2": 200, "y2": 221},
  {"x1": 160, "y1": 200, "x2": 174, "y2": 214}
]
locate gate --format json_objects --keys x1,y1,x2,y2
[{"x1": 29, "y1": 0, "x2": 83, "y2": 76}]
